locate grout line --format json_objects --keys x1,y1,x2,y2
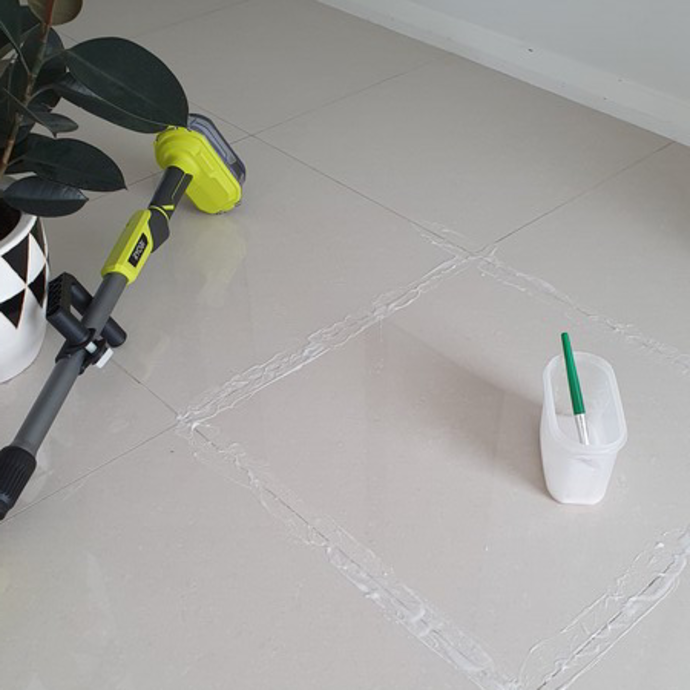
[
  {"x1": 487, "y1": 141, "x2": 674, "y2": 250},
  {"x1": 182, "y1": 428, "x2": 690, "y2": 690},
  {"x1": 258, "y1": 128, "x2": 672, "y2": 260},
  {"x1": 254, "y1": 136, "x2": 465, "y2": 258},
  {"x1": 128, "y1": 0, "x2": 255, "y2": 41},
  {"x1": 176, "y1": 232, "x2": 690, "y2": 445},
  {"x1": 124, "y1": 169, "x2": 163, "y2": 189},
  {"x1": 185, "y1": 430, "x2": 516, "y2": 690},
  {"x1": 188, "y1": 101, "x2": 251, "y2": 140},
  {"x1": 251, "y1": 53, "x2": 446, "y2": 139},
  {"x1": 125, "y1": 3, "x2": 445, "y2": 137},
  {"x1": 475, "y1": 250, "x2": 690, "y2": 376},
  {"x1": 519, "y1": 527, "x2": 690, "y2": 690},
  {"x1": 2, "y1": 423, "x2": 177, "y2": 525},
  {"x1": 113, "y1": 361, "x2": 179, "y2": 416},
  {"x1": 176, "y1": 254, "x2": 471, "y2": 431}
]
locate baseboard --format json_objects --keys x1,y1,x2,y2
[{"x1": 319, "y1": 0, "x2": 690, "y2": 146}]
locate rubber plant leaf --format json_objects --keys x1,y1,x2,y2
[
  {"x1": 0, "y1": 0, "x2": 22, "y2": 63},
  {"x1": 12, "y1": 26, "x2": 65, "y2": 100},
  {"x1": 27, "y1": 0, "x2": 83, "y2": 26},
  {"x1": 54, "y1": 74, "x2": 169, "y2": 133},
  {"x1": 13, "y1": 135, "x2": 125, "y2": 191},
  {"x1": 64, "y1": 38, "x2": 188, "y2": 128},
  {"x1": 4, "y1": 176, "x2": 87, "y2": 216},
  {"x1": 0, "y1": 6, "x2": 40, "y2": 60}
]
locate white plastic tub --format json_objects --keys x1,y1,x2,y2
[{"x1": 541, "y1": 352, "x2": 627, "y2": 505}]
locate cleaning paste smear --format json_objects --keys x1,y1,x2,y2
[
  {"x1": 519, "y1": 527, "x2": 690, "y2": 690},
  {"x1": 177, "y1": 255, "x2": 470, "y2": 432},
  {"x1": 475, "y1": 252, "x2": 690, "y2": 377},
  {"x1": 186, "y1": 431, "x2": 515, "y2": 690},
  {"x1": 175, "y1": 239, "x2": 690, "y2": 690},
  {"x1": 184, "y1": 420, "x2": 690, "y2": 690}
]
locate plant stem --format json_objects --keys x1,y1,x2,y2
[{"x1": 0, "y1": 5, "x2": 55, "y2": 178}]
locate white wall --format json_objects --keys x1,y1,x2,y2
[{"x1": 319, "y1": 0, "x2": 690, "y2": 145}]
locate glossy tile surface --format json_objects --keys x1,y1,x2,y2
[
  {"x1": 200, "y1": 265, "x2": 690, "y2": 681},
  {"x1": 63, "y1": 0, "x2": 249, "y2": 40},
  {"x1": 142, "y1": 0, "x2": 443, "y2": 133},
  {"x1": 260, "y1": 56, "x2": 667, "y2": 250},
  {"x1": 0, "y1": 431, "x2": 467, "y2": 690},
  {"x1": 1, "y1": 0, "x2": 687, "y2": 688},
  {"x1": 566, "y1": 574, "x2": 690, "y2": 689},
  {"x1": 45, "y1": 136, "x2": 451, "y2": 410},
  {"x1": 497, "y1": 142, "x2": 690, "y2": 353},
  {"x1": 0, "y1": 329, "x2": 174, "y2": 513}
]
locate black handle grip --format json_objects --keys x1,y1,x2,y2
[{"x1": 0, "y1": 446, "x2": 36, "y2": 520}]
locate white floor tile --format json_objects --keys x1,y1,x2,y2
[
  {"x1": 63, "y1": 0, "x2": 248, "y2": 41},
  {"x1": 44, "y1": 135, "x2": 451, "y2": 411},
  {"x1": 0, "y1": 330, "x2": 174, "y2": 513},
  {"x1": 141, "y1": 0, "x2": 443, "y2": 133},
  {"x1": 0, "y1": 430, "x2": 469, "y2": 690},
  {"x1": 260, "y1": 57, "x2": 667, "y2": 251},
  {"x1": 497, "y1": 143, "x2": 690, "y2": 354},
  {"x1": 201, "y1": 264, "x2": 690, "y2": 681}
]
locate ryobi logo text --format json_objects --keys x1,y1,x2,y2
[{"x1": 128, "y1": 235, "x2": 149, "y2": 267}]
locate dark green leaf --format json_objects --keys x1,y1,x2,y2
[
  {"x1": 0, "y1": 55, "x2": 45, "y2": 130},
  {"x1": 65, "y1": 38, "x2": 187, "y2": 127},
  {"x1": 0, "y1": 85, "x2": 70, "y2": 137},
  {"x1": 12, "y1": 26, "x2": 65, "y2": 99},
  {"x1": 28, "y1": 0, "x2": 83, "y2": 25},
  {"x1": 0, "y1": 84, "x2": 54, "y2": 130},
  {"x1": 36, "y1": 54, "x2": 67, "y2": 91},
  {"x1": 4, "y1": 133, "x2": 31, "y2": 171},
  {"x1": 31, "y1": 109, "x2": 77, "y2": 133},
  {"x1": 4, "y1": 51, "x2": 26, "y2": 100},
  {"x1": 0, "y1": 58, "x2": 13, "y2": 123},
  {"x1": 20, "y1": 6, "x2": 41, "y2": 33},
  {"x1": 15, "y1": 135, "x2": 124, "y2": 191},
  {"x1": 55, "y1": 74, "x2": 166, "y2": 133},
  {"x1": 0, "y1": 6, "x2": 40, "y2": 60},
  {"x1": 0, "y1": 0, "x2": 22, "y2": 63},
  {"x1": 31, "y1": 83, "x2": 61, "y2": 110},
  {"x1": 23, "y1": 25, "x2": 64, "y2": 65},
  {"x1": 4, "y1": 176, "x2": 87, "y2": 216}
]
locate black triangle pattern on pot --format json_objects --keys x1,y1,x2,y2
[
  {"x1": 2, "y1": 235, "x2": 29, "y2": 282},
  {"x1": 31, "y1": 222, "x2": 46, "y2": 257},
  {"x1": 0, "y1": 290, "x2": 25, "y2": 328},
  {"x1": 28, "y1": 266, "x2": 47, "y2": 307}
]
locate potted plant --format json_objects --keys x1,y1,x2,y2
[{"x1": 0, "y1": 0, "x2": 187, "y2": 382}]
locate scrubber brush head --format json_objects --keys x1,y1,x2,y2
[{"x1": 154, "y1": 113, "x2": 246, "y2": 214}]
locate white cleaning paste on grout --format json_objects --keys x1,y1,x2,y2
[
  {"x1": 185, "y1": 431, "x2": 515, "y2": 690},
  {"x1": 174, "y1": 241, "x2": 690, "y2": 690},
  {"x1": 518, "y1": 527, "x2": 690, "y2": 690},
  {"x1": 176, "y1": 256, "x2": 468, "y2": 432}
]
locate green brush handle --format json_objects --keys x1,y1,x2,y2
[{"x1": 561, "y1": 332, "x2": 586, "y2": 415}]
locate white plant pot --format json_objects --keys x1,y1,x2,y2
[{"x1": 0, "y1": 212, "x2": 49, "y2": 383}]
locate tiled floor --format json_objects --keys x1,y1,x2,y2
[{"x1": 1, "y1": 1, "x2": 688, "y2": 689}]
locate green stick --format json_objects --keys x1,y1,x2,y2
[{"x1": 561, "y1": 332, "x2": 590, "y2": 445}]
